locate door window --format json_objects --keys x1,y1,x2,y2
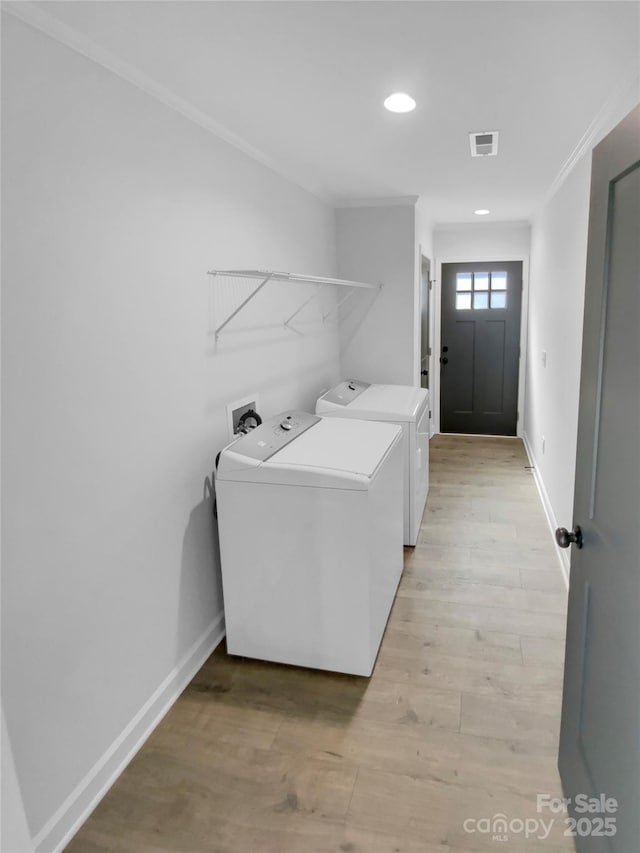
[{"x1": 455, "y1": 271, "x2": 508, "y2": 310}]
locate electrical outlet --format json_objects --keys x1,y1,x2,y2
[
  {"x1": 226, "y1": 394, "x2": 261, "y2": 441},
  {"x1": 542, "y1": 436, "x2": 546, "y2": 454}
]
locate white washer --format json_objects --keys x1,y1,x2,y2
[
  {"x1": 316, "y1": 380, "x2": 429, "y2": 547},
  {"x1": 215, "y1": 410, "x2": 404, "y2": 676}
]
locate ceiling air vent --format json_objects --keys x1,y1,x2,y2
[{"x1": 469, "y1": 130, "x2": 499, "y2": 157}]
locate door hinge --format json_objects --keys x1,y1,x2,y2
[
  {"x1": 429, "y1": 410, "x2": 432, "y2": 419},
  {"x1": 429, "y1": 279, "x2": 435, "y2": 290},
  {"x1": 517, "y1": 410, "x2": 520, "y2": 421},
  {"x1": 427, "y1": 347, "x2": 432, "y2": 356}
]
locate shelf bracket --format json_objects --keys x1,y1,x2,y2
[
  {"x1": 284, "y1": 291, "x2": 322, "y2": 328},
  {"x1": 323, "y1": 289, "x2": 355, "y2": 322},
  {"x1": 212, "y1": 273, "x2": 273, "y2": 339}
]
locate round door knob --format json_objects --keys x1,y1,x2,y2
[
  {"x1": 441, "y1": 357, "x2": 448, "y2": 365},
  {"x1": 421, "y1": 369, "x2": 428, "y2": 376},
  {"x1": 442, "y1": 346, "x2": 449, "y2": 353},
  {"x1": 555, "y1": 526, "x2": 583, "y2": 549}
]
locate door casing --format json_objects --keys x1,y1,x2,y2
[{"x1": 420, "y1": 255, "x2": 431, "y2": 393}]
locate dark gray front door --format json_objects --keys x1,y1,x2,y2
[
  {"x1": 558, "y1": 105, "x2": 639, "y2": 851},
  {"x1": 440, "y1": 261, "x2": 522, "y2": 435}
]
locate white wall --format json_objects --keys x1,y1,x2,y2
[
  {"x1": 433, "y1": 222, "x2": 532, "y2": 434},
  {"x1": 416, "y1": 199, "x2": 435, "y2": 263},
  {"x1": 434, "y1": 221, "x2": 531, "y2": 260},
  {"x1": 524, "y1": 156, "x2": 591, "y2": 545},
  {"x1": 336, "y1": 201, "x2": 417, "y2": 385},
  {"x1": 1, "y1": 16, "x2": 339, "y2": 851},
  {"x1": 524, "y1": 91, "x2": 640, "y2": 574}
]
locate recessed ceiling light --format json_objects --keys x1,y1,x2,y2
[
  {"x1": 474, "y1": 209, "x2": 490, "y2": 216},
  {"x1": 384, "y1": 93, "x2": 416, "y2": 113}
]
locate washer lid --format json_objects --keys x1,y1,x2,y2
[
  {"x1": 319, "y1": 382, "x2": 428, "y2": 422},
  {"x1": 217, "y1": 413, "x2": 402, "y2": 489},
  {"x1": 273, "y1": 417, "x2": 400, "y2": 479}
]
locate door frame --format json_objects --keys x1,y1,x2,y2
[
  {"x1": 416, "y1": 245, "x2": 435, "y2": 435},
  {"x1": 419, "y1": 253, "x2": 432, "y2": 401},
  {"x1": 433, "y1": 253, "x2": 530, "y2": 437}
]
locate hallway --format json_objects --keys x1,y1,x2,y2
[{"x1": 67, "y1": 436, "x2": 573, "y2": 853}]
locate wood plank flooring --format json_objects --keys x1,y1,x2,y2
[{"x1": 66, "y1": 435, "x2": 574, "y2": 853}]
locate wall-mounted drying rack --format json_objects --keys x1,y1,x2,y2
[{"x1": 207, "y1": 269, "x2": 381, "y2": 339}]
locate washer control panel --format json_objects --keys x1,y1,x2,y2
[
  {"x1": 320, "y1": 379, "x2": 370, "y2": 407},
  {"x1": 230, "y1": 410, "x2": 320, "y2": 462}
]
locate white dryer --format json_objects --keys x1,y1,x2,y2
[
  {"x1": 215, "y1": 410, "x2": 403, "y2": 676},
  {"x1": 316, "y1": 380, "x2": 429, "y2": 546}
]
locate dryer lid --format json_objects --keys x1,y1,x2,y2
[
  {"x1": 320, "y1": 382, "x2": 428, "y2": 422},
  {"x1": 319, "y1": 379, "x2": 370, "y2": 406}
]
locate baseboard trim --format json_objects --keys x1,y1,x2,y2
[
  {"x1": 33, "y1": 612, "x2": 226, "y2": 853},
  {"x1": 522, "y1": 433, "x2": 570, "y2": 589},
  {"x1": 439, "y1": 432, "x2": 519, "y2": 439}
]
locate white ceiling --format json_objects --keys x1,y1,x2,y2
[{"x1": 25, "y1": 1, "x2": 640, "y2": 223}]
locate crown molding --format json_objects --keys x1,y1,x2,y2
[
  {"x1": 434, "y1": 219, "x2": 531, "y2": 232},
  {"x1": 335, "y1": 195, "x2": 419, "y2": 209},
  {"x1": 538, "y1": 64, "x2": 640, "y2": 214},
  {"x1": 2, "y1": 1, "x2": 334, "y2": 205}
]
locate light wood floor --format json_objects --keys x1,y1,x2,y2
[{"x1": 67, "y1": 435, "x2": 574, "y2": 853}]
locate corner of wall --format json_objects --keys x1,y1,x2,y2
[
  {"x1": 1, "y1": 711, "x2": 34, "y2": 853},
  {"x1": 335, "y1": 202, "x2": 418, "y2": 385}
]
